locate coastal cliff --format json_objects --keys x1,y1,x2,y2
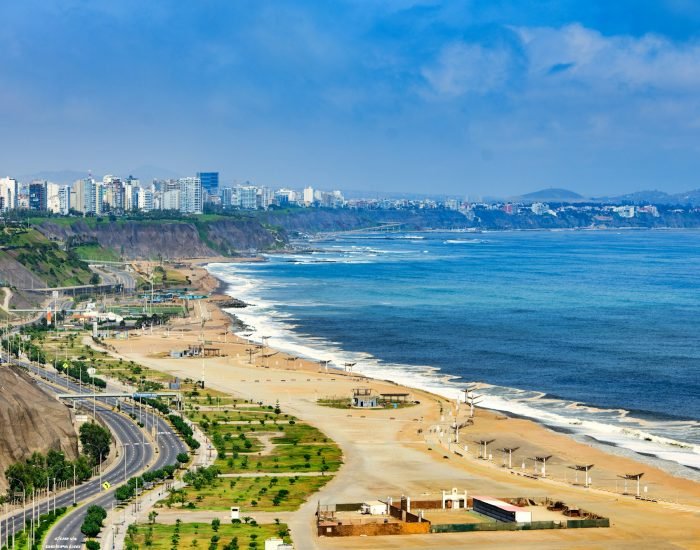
[
  {"x1": 36, "y1": 218, "x2": 286, "y2": 259},
  {"x1": 0, "y1": 365, "x2": 78, "y2": 491},
  {"x1": 29, "y1": 205, "x2": 700, "y2": 264}
]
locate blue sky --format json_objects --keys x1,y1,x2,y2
[{"x1": 2, "y1": 1, "x2": 700, "y2": 196}]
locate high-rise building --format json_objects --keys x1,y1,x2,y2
[
  {"x1": 138, "y1": 188, "x2": 154, "y2": 212},
  {"x1": 0, "y1": 177, "x2": 18, "y2": 211},
  {"x1": 73, "y1": 178, "x2": 102, "y2": 214},
  {"x1": 58, "y1": 186, "x2": 71, "y2": 215},
  {"x1": 197, "y1": 172, "x2": 219, "y2": 195},
  {"x1": 46, "y1": 183, "x2": 61, "y2": 213},
  {"x1": 303, "y1": 186, "x2": 315, "y2": 206},
  {"x1": 220, "y1": 187, "x2": 233, "y2": 207},
  {"x1": 239, "y1": 186, "x2": 258, "y2": 209},
  {"x1": 178, "y1": 177, "x2": 202, "y2": 214},
  {"x1": 161, "y1": 189, "x2": 180, "y2": 211},
  {"x1": 274, "y1": 188, "x2": 297, "y2": 206},
  {"x1": 257, "y1": 187, "x2": 275, "y2": 209},
  {"x1": 29, "y1": 181, "x2": 48, "y2": 211}
]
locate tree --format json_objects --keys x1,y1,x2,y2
[
  {"x1": 148, "y1": 510, "x2": 158, "y2": 524},
  {"x1": 89, "y1": 273, "x2": 100, "y2": 286},
  {"x1": 81, "y1": 520, "x2": 101, "y2": 538},
  {"x1": 211, "y1": 518, "x2": 220, "y2": 532},
  {"x1": 79, "y1": 422, "x2": 111, "y2": 465},
  {"x1": 177, "y1": 452, "x2": 190, "y2": 465}
]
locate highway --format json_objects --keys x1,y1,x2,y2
[
  {"x1": 90, "y1": 264, "x2": 137, "y2": 292},
  {"x1": 0, "y1": 357, "x2": 187, "y2": 548}
]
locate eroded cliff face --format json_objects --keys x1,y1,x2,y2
[
  {"x1": 37, "y1": 219, "x2": 286, "y2": 259},
  {"x1": 39, "y1": 220, "x2": 216, "y2": 259},
  {"x1": 0, "y1": 366, "x2": 78, "y2": 491}
]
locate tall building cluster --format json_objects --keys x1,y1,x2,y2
[
  {"x1": 0, "y1": 175, "x2": 203, "y2": 215},
  {"x1": 218, "y1": 184, "x2": 345, "y2": 209},
  {"x1": 0, "y1": 170, "x2": 347, "y2": 215}
]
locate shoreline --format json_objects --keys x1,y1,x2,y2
[
  {"x1": 206, "y1": 258, "x2": 700, "y2": 482},
  {"x1": 103, "y1": 260, "x2": 700, "y2": 548}
]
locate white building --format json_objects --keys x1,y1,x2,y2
[
  {"x1": 303, "y1": 186, "x2": 314, "y2": 206},
  {"x1": 638, "y1": 205, "x2": 659, "y2": 217},
  {"x1": 46, "y1": 182, "x2": 62, "y2": 213},
  {"x1": 58, "y1": 185, "x2": 71, "y2": 215},
  {"x1": 531, "y1": 202, "x2": 549, "y2": 215},
  {"x1": 239, "y1": 186, "x2": 258, "y2": 209},
  {"x1": 614, "y1": 205, "x2": 635, "y2": 218},
  {"x1": 0, "y1": 177, "x2": 18, "y2": 211},
  {"x1": 161, "y1": 188, "x2": 181, "y2": 211},
  {"x1": 124, "y1": 183, "x2": 140, "y2": 211},
  {"x1": 138, "y1": 188, "x2": 154, "y2": 212},
  {"x1": 257, "y1": 187, "x2": 275, "y2": 209},
  {"x1": 178, "y1": 177, "x2": 203, "y2": 214},
  {"x1": 445, "y1": 199, "x2": 460, "y2": 211}
]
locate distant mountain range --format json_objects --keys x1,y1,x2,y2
[
  {"x1": 513, "y1": 188, "x2": 586, "y2": 203},
  {"x1": 596, "y1": 189, "x2": 700, "y2": 206},
  {"x1": 512, "y1": 187, "x2": 700, "y2": 206}
]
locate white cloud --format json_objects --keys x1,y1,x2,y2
[
  {"x1": 422, "y1": 23, "x2": 700, "y2": 101},
  {"x1": 421, "y1": 42, "x2": 515, "y2": 97},
  {"x1": 518, "y1": 23, "x2": 700, "y2": 93}
]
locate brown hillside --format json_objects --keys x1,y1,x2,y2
[{"x1": 0, "y1": 365, "x2": 78, "y2": 491}]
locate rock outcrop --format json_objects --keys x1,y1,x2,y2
[{"x1": 0, "y1": 365, "x2": 78, "y2": 491}]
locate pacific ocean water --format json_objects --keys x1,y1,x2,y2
[{"x1": 208, "y1": 229, "x2": 700, "y2": 476}]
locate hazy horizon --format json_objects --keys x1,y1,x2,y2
[{"x1": 3, "y1": 1, "x2": 700, "y2": 196}]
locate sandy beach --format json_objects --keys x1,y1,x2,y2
[{"x1": 103, "y1": 261, "x2": 700, "y2": 549}]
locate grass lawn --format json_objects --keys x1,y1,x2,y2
[
  {"x1": 160, "y1": 474, "x2": 332, "y2": 512},
  {"x1": 128, "y1": 521, "x2": 290, "y2": 549},
  {"x1": 72, "y1": 243, "x2": 120, "y2": 261},
  {"x1": 208, "y1": 421, "x2": 342, "y2": 474}
]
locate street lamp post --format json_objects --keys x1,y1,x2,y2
[{"x1": 7, "y1": 478, "x2": 26, "y2": 545}]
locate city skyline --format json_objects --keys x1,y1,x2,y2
[{"x1": 3, "y1": 2, "x2": 700, "y2": 196}]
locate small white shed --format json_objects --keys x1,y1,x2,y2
[{"x1": 361, "y1": 500, "x2": 387, "y2": 515}]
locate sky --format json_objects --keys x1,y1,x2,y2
[{"x1": 2, "y1": 1, "x2": 700, "y2": 197}]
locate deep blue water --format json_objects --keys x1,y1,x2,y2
[{"x1": 208, "y1": 229, "x2": 700, "y2": 469}]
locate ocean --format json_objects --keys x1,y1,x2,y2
[{"x1": 207, "y1": 229, "x2": 700, "y2": 479}]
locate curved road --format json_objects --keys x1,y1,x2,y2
[{"x1": 0, "y1": 357, "x2": 187, "y2": 548}]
